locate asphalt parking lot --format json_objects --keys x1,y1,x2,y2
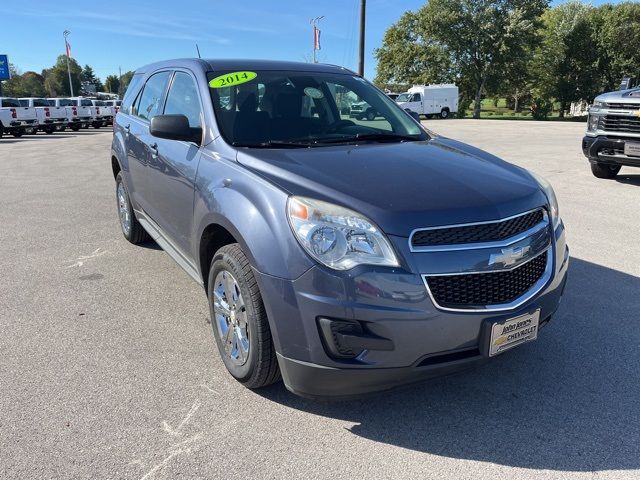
[{"x1": 1, "y1": 120, "x2": 639, "y2": 479}]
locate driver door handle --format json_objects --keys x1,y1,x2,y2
[
  {"x1": 124, "y1": 124, "x2": 130, "y2": 135},
  {"x1": 149, "y1": 142, "x2": 158, "y2": 159}
]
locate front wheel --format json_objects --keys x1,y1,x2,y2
[
  {"x1": 591, "y1": 162, "x2": 621, "y2": 179},
  {"x1": 208, "y1": 244, "x2": 280, "y2": 389}
]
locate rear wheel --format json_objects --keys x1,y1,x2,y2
[
  {"x1": 440, "y1": 108, "x2": 450, "y2": 119},
  {"x1": 208, "y1": 244, "x2": 280, "y2": 389},
  {"x1": 70, "y1": 125, "x2": 80, "y2": 131},
  {"x1": 11, "y1": 129, "x2": 23, "y2": 138},
  {"x1": 44, "y1": 126, "x2": 55, "y2": 135},
  {"x1": 591, "y1": 162, "x2": 621, "y2": 179},
  {"x1": 366, "y1": 109, "x2": 376, "y2": 121},
  {"x1": 115, "y1": 172, "x2": 150, "y2": 244}
]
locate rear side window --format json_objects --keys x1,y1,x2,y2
[
  {"x1": 135, "y1": 71, "x2": 171, "y2": 121},
  {"x1": 2, "y1": 98, "x2": 21, "y2": 107},
  {"x1": 33, "y1": 99, "x2": 49, "y2": 107},
  {"x1": 80, "y1": 99, "x2": 93, "y2": 106},
  {"x1": 121, "y1": 73, "x2": 145, "y2": 115},
  {"x1": 19, "y1": 100, "x2": 29, "y2": 107},
  {"x1": 58, "y1": 99, "x2": 74, "y2": 107},
  {"x1": 163, "y1": 72, "x2": 202, "y2": 128}
]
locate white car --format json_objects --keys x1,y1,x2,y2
[
  {"x1": 90, "y1": 100, "x2": 113, "y2": 127},
  {"x1": 48, "y1": 98, "x2": 93, "y2": 131},
  {"x1": 19, "y1": 98, "x2": 68, "y2": 134},
  {"x1": 396, "y1": 84, "x2": 459, "y2": 119},
  {"x1": 0, "y1": 97, "x2": 38, "y2": 138}
]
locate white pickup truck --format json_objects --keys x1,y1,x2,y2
[
  {"x1": 0, "y1": 97, "x2": 39, "y2": 138},
  {"x1": 71, "y1": 97, "x2": 102, "y2": 129},
  {"x1": 48, "y1": 98, "x2": 93, "y2": 131},
  {"x1": 19, "y1": 98, "x2": 68, "y2": 134},
  {"x1": 90, "y1": 100, "x2": 112, "y2": 127},
  {"x1": 104, "y1": 99, "x2": 121, "y2": 119}
]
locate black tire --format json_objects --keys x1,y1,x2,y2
[
  {"x1": 590, "y1": 163, "x2": 621, "y2": 179},
  {"x1": 440, "y1": 108, "x2": 450, "y2": 119},
  {"x1": 208, "y1": 244, "x2": 280, "y2": 389},
  {"x1": 11, "y1": 129, "x2": 23, "y2": 138},
  {"x1": 70, "y1": 125, "x2": 80, "y2": 131},
  {"x1": 93, "y1": 122, "x2": 102, "y2": 129},
  {"x1": 366, "y1": 109, "x2": 376, "y2": 121},
  {"x1": 115, "y1": 172, "x2": 150, "y2": 244},
  {"x1": 45, "y1": 126, "x2": 55, "y2": 135}
]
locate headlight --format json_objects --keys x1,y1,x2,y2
[
  {"x1": 529, "y1": 171, "x2": 560, "y2": 229},
  {"x1": 287, "y1": 196, "x2": 399, "y2": 270},
  {"x1": 588, "y1": 114, "x2": 599, "y2": 132},
  {"x1": 591, "y1": 101, "x2": 608, "y2": 109}
]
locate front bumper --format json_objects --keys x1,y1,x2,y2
[
  {"x1": 582, "y1": 135, "x2": 640, "y2": 168},
  {"x1": 256, "y1": 224, "x2": 569, "y2": 398}
]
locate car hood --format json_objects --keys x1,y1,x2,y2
[
  {"x1": 235, "y1": 137, "x2": 546, "y2": 237},
  {"x1": 596, "y1": 88, "x2": 640, "y2": 103}
]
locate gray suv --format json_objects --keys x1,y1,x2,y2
[{"x1": 111, "y1": 59, "x2": 569, "y2": 399}]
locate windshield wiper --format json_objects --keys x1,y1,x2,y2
[
  {"x1": 312, "y1": 132, "x2": 421, "y2": 145},
  {"x1": 233, "y1": 140, "x2": 313, "y2": 149}
]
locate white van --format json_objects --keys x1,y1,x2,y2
[{"x1": 396, "y1": 84, "x2": 459, "y2": 119}]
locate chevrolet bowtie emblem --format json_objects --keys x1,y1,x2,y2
[{"x1": 489, "y1": 246, "x2": 531, "y2": 267}]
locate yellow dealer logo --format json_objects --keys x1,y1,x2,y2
[
  {"x1": 494, "y1": 336, "x2": 507, "y2": 346},
  {"x1": 635, "y1": 110, "x2": 640, "y2": 118}
]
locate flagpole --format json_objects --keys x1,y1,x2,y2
[
  {"x1": 310, "y1": 16, "x2": 324, "y2": 64},
  {"x1": 63, "y1": 30, "x2": 74, "y2": 97}
]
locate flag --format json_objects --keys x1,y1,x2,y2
[
  {"x1": 65, "y1": 40, "x2": 72, "y2": 58},
  {"x1": 313, "y1": 26, "x2": 321, "y2": 50}
]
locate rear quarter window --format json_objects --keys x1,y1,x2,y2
[{"x1": 121, "y1": 73, "x2": 145, "y2": 115}]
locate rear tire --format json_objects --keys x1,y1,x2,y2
[
  {"x1": 208, "y1": 244, "x2": 280, "y2": 389},
  {"x1": 70, "y1": 125, "x2": 80, "y2": 131},
  {"x1": 440, "y1": 108, "x2": 450, "y2": 119},
  {"x1": 366, "y1": 109, "x2": 376, "y2": 121},
  {"x1": 115, "y1": 172, "x2": 150, "y2": 244},
  {"x1": 45, "y1": 126, "x2": 55, "y2": 135},
  {"x1": 591, "y1": 163, "x2": 621, "y2": 179},
  {"x1": 11, "y1": 129, "x2": 23, "y2": 138}
]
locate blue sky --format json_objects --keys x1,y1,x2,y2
[{"x1": 1, "y1": 0, "x2": 625, "y2": 82}]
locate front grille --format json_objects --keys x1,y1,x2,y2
[
  {"x1": 599, "y1": 115, "x2": 640, "y2": 134},
  {"x1": 411, "y1": 209, "x2": 544, "y2": 248},
  {"x1": 607, "y1": 103, "x2": 640, "y2": 110},
  {"x1": 426, "y1": 251, "x2": 548, "y2": 309}
]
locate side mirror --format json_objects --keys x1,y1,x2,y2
[
  {"x1": 406, "y1": 109, "x2": 421, "y2": 122},
  {"x1": 150, "y1": 114, "x2": 202, "y2": 144}
]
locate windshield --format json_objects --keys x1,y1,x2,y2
[
  {"x1": 208, "y1": 70, "x2": 427, "y2": 147},
  {"x1": 395, "y1": 93, "x2": 412, "y2": 102}
]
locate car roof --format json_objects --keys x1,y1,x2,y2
[{"x1": 134, "y1": 58, "x2": 356, "y2": 76}]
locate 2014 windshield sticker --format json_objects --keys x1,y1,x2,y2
[{"x1": 209, "y1": 71, "x2": 257, "y2": 89}]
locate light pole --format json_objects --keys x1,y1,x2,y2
[
  {"x1": 358, "y1": 0, "x2": 366, "y2": 77},
  {"x1": 63, "y1": 30, "x2": 74, "y2": 97}
]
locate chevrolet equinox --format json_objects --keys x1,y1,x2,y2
[{"x1": 111, "y1": 59, "x2": 569, "y2": 398}]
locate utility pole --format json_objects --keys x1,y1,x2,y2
[
  {"x1": 358, "y1": 0, "x2": 366, "y2": 77},
  {"x1": 63, "y1": 30, "x2": 74, "y2": 97},
  {"x1": 310, "y1": 16, "x2": 324, "y2": 63}
]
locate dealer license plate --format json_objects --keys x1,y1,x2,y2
[
  {"x1": 624, "y1": 141, "x2": 640, "y2": 157},
  {"x1": 489, "y1": 310, "x2": 540, "y2": 357}
]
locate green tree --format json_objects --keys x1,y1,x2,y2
[
  {"x1": 374, "y1": 11, "x2": 454, "y2": 89},
  {"x1": 533, "y1": 1, "x2": 600, "y2": 115},
  {"x1": 81, "y1": 64, "x2": 104, "y2": 92},
  {"x1": 375, "y1": 0, "x2": 548, "y2": 118},
  {"x1": 43, "y1": 55, "x2": 82, "y2": 96},
  {"x1": 104, "y1": 75, "x2": 120, "y2": 94},
  {"x1": 592, "y1": 2, "x2": 640, "y2": 91},
  {"x1": 118, "y1": 71, "x2": 135, "y2": 96},
  {"x1": 2, "y1": 64, "x2": 24, "y2": 96}
]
